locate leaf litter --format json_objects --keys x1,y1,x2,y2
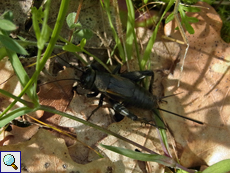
[
  {"x1": 1, "y1": 128, "x2": 114, "y2": 172},
  {"x1": 162, "y1": 1, "x2": 230, "y2": 168}
]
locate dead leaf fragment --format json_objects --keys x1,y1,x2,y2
[
  {"x1": 2, "y1": 124, "x2": 39, "y2": 146},
  {"x1": 38, "y1": 67, "x2": 75, "y2": 112},
  {"x1": 37, "y1": 67, "x2": 75, "y2": 123},
  {"x1": 162, "y1": 2, "x2": 230, "y2": 168},
  {"x1": 0, "y1": 128, "x2": 115, "y2": 172}
]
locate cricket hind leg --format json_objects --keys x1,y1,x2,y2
[
  {"x1": 113, "y1": 64, "x2": 155, "y2": 85},
  {"x1": 111, "y1": 102, "x2": 138, "y2": 121},
  {"x1": 120, "y1": 70, "x2": 154, "y2": 83},
  {"x1": 87, "y1": 92, "x2": 99, "y2": 98},
  {"x1": 121, "y1": 70, "x2": 155, "y2": 95},
  {"x1": 110, "y1": 100, "x2": 165, "y2": 129},
  {"x1": 113, "y1": 112, "x2": 125, "y2": 122},
  {"x1": 112, "y1": 64, "x2": 122, "y2": 74}
]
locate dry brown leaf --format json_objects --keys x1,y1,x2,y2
[
  {"x1": 161, "y1": 2, "x2": 230, "y2": 168},
  {"x1": 0, "y1": 128, "x2": 115, "y2": 172},
  {"x1": 35, "y1": 67, "x2": 78, "y2": 146},
  {"x1": 37, "y1": 67, "x2": 75, "y2": 122},
  {"x1": 2, "y1": 125, "x2": 39, "y2": 145}
]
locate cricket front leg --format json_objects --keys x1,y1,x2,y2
[{"x1": 87, "y1": 94, "x2": 104, "y2": 121}]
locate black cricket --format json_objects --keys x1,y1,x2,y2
[{"x1": 77, "y1": 64, "x2": 203, "y2": 128}]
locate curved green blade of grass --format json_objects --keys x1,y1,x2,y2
[
  {"x1": 0, "y1": 89, "x2": 33, "y2": 107},
  {"x1": 125, "y1": 0, "x2": 135, "y2": 60},
  {"x1": 0, "y1": 107, "x2": 36, "y2": 128},
  {"x1": 38, "y1": 105, "x2": 158, "y2": 155},
  {"x1": 0, "y1": 35, "x2": 28, "y2": 55},
  {"x1": 101, "y1": 0, "x2": 125, "y2": 60},
  {"x1": 141, "y1": 0, "x2": 174, "y2": 70},
  {"x1": 100, "y1": 143, "x2": 175, "y2": 165},
  {"x1": 5, "y1": 50, "x2": 35, "y2": 100},
  {"x1": 152, "y1": 109, "x2": 171, "y2": 157},
  {"x1": 202, "y1": 159, "x2": 230, "y2": 173},
  {"x1": 100, "y1": 144, "x2": 196, "y2": 173}
]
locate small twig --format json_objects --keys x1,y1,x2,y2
[{"x1": 173, "y1": 0, "x2": 189, "y2": 87}]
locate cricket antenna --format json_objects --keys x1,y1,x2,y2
[
  {"x1": 160, "y1": 92, "x2": 183, "y2": 99},
  {"x1": 52, "y1": 52, "x2": 85, "y2": 73},
  {"x1": 157, "y1": 108, "x2": 204, "y2": 124},
  {"x1": 39, "y1": 78, "x2": 80, "y2": 87},
  {"x1": 157, "y1": 92, "x2": 203, "y2": 124}
]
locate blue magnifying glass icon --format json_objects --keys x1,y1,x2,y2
[{"x1": 3, "y1": 154, "x2": 18, "y2": 170}]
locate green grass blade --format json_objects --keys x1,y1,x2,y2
[
  {"x1": 0, "y1": 34, "x2": 28, "y2": 55},
  {"x1": 165, "y1": 12, "x2": 175, "y2": 24},
  {"x1": 100, "y1": 144, "x2": 177, "y2": 168},
  {"x1": 0, "y1": 89, "x2": 33, "y2": 107},
  {"x1": 152, "y1": 109, "x2": 170, "y2": 155},
  {"x1": 202, "y1": 159, "x2": 230, "y2": 173},
  {"x1": 102, "y1": 0, "x2": 125, "y2": 60},
  {"x1": 37, "y1": 0, "x2": 52, "y2": 51},
  {"x1": 6, "y1": 50, "x2": 35, "y2": 99},
  {"x1": 125, "y1": 0, "x2": 135, "y2": 60},
  {"x1": 100, "y1": 144, "x2": 197, "y2": 172},
  {"x1": 141, "y1": 0, "x2": 174, "y2": 70},
  {"x1": 0, "y1": 47, "x2": 8, "y2": 60},
  {"x1": 82, "y1": 48, "x2": 111, "y2": 73},
  {"x1": 0, "y1": 107, "x2": 36, "y2": 128}
]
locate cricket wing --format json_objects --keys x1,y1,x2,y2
[{"x1": 105, "y1": 75, "x2": 135, "y2": 101}]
